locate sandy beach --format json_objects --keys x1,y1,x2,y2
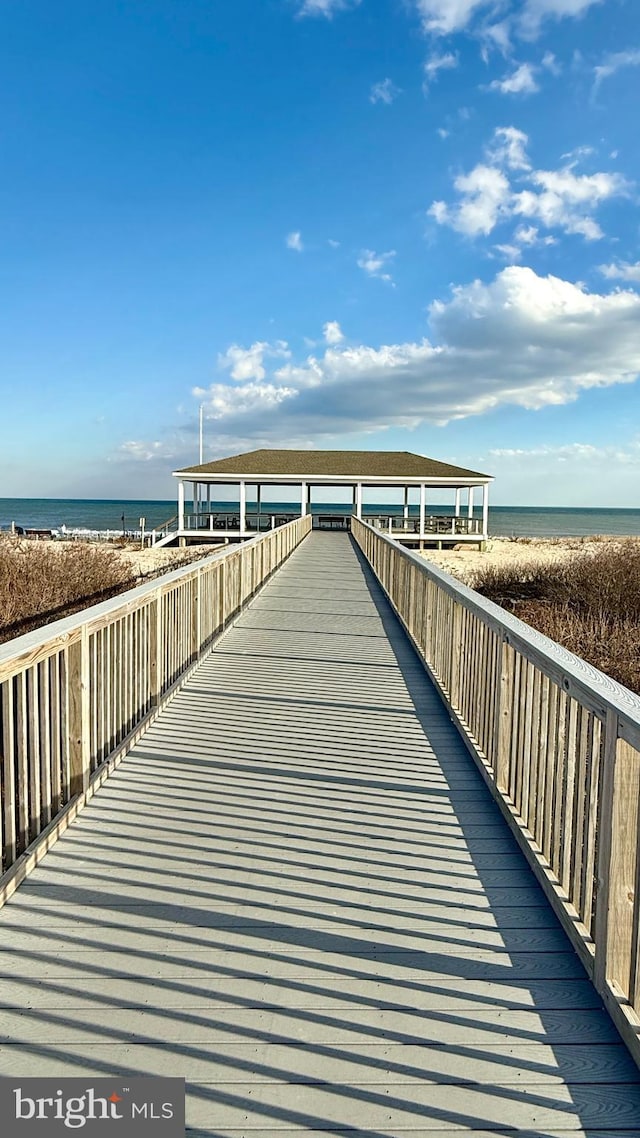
[
  {"x1": 419, "y1": 535, "x2": 640, "y2": 587},
  {"x1": 114, "y1": 541, "x2": 225, "y2": 579}
]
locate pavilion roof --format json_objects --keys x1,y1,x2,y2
[{"x1": 175, "y1": 449, "x2": 491, "y2": 481}]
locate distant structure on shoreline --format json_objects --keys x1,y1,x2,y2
[{"x1": 151, "y1": 448, "x2": 493, "y2": 550}]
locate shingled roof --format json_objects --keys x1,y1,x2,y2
[{"x1": 176, "y1": 449, "x2": 491, "y2": 480}]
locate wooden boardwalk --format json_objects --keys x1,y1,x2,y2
[{"x1": 1, "y1": 531, "x2": 640, "y2": 1135}]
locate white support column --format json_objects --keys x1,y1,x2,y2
[
  {"x1": 256, "y1": 483, "x2": 262, "y2": 527},
  {"x1": 193, "y1": 482, "x2": 198, "y2": 515},
  {"x1": 178, "y1": 480, "x2": 185, "y2": 531},
  {"x1": 355, "y1": 483, "x2": 363, "y2": 519},
  {"x1": 468, "y1": 486, "x2": 474, "y2": 519},
  {"x1": 454, "y1": 488, "x2": 461, "y2": 517},
  {"x1": 419, "y1": 483, "x2": 426, "y2": 537},
  {"x1": 482, "y1": 483, "x2": 489, "y2": 538},
  {"x1": 239, "y1": 481, "x2": 246, "y2": 534},
  {"x1": 403, "y1": 486, "x2": 409, "y2": 527},
  {"x1": 300, "y1": 482, "x2": 308, "y2": 516}
]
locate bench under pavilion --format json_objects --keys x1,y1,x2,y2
[{"x1": 152, "y1": 449, "x2": 493, "y2": 549}]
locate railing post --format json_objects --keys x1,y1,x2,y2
[
  {"x1": 191, "y1": 571, "x2": 200, "y2": 663},
  {"x1": 1, "y1": 681, "x2": 17, "y2": 867},
  {"x1": 594, "y1": 709, "x2": 618, "y2": 990},
  {"x1": 67, "y1": 629, "x2": 91, "y2": 799},
  {"x1": 495, "y1": 635, "x2": 515, "y2": 792},
  {"x1": 196, "y1": 567, "x2": 203, "y2": 654},
  {"x1": 449, "y1": 603, "x2": 463, "y2": 710},
  {"x1": 594, "y1": 711, "x2": 640, "y2": 997},
  {"x1": 149, "y1": 592, "x2": 161, "y2": 707}
]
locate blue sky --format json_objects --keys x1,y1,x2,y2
[{"x1": 1, "y1": 0, "x2": 639, "y2": 504}]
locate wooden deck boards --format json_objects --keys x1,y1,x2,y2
[{"x1": 1, "y1": 531, "x2": 640, "y2": 1135}]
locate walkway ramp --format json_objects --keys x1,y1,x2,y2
[{"x1": 1, "y1": 532, "x2": 640, "y2": 1135}]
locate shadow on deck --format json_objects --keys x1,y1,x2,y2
[{"x1": 1, "y1": 532, "x2": 639, "y2": 1135}]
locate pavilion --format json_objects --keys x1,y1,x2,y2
[{"x1": 152, "y1": 449, "x2": 494, "y2": 548}]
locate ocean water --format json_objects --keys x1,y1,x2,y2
[{"x1": 1, "y1": 498, "x2": 640, "y2": 538}]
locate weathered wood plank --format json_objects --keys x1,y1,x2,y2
[{"x1": 0, "y1": 974, "x2": 602, "y2": 1010}]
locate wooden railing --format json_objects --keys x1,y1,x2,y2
[
  {"x1": 0, "y1": 515, "x2": 311, "y2": 899},
  {"x1": 351, "y1": 516, "x2": 640, "y2": 1064}
]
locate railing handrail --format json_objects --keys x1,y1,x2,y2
[
  {"x1": 155, "y1": 514, "x2": 179, "y2": 532},
  {"x1": 0, "y1": 515, "x2": 312, "y2": 897},
  {"x1": 355, "y1": 518, "x2": 640, "y2": 743},
  {"x1": 351, "y1": 514, "x2": 640, "y2": 1070}
]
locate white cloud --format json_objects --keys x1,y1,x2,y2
[
  {"x1": 298, "y1": 0, "x2": 360, "y2": 17},
  {"x1": 323, "y1": 320, "x2": 345, "y2": 344},
  {"x1": 414, "y1": 0, "x2": 601, "y2": 38},
  {"x1": 561, "y1": 144, "x2": 596, "y2": 165},
  {"x1": 194, "y1": 268, "x2": 640, "y2": 443},
  {"x1": 486, "y1": 439, "x2": 640, "y2": 503},
  {"x1": 489, "y1": 62, "x2": 539, "y2": 95},
  {"x1": 494, "y1": 243, "x2": 522, "y2": 261},
  {"x1": 600, "y1": 260, "x2": 640, "y2": 283},
  {"x1": 116, "y1": 440, "x2": 176, "y2": 462},
  {"x1": 370, "y1": 78, "x2": 401, "y2": 104},
  {"x1": 482, "y1": 20, "x2": 512, "y2": 55},
  {"x1": 488, "y1": 125, "x2": 531, "y2": 171},
  {"x1": 490, "y1": 442, "x2": 640, "y2": 464},
  {"x1": 471, "y1": 437, "x2": 640, "y2": 505},
  {"x1": 357, "y1": 248, "x2": 396, "y2": 284},
  {"x1": 513, "y1": 223, "x2": 556, "y2": 246},
  {"x1": 286, "y1": 231, "x2": 304, "y2": 252},
  {"x1": 514, "y1": 167, "x2": 627, "y2": 239},
  {"x1": 430, "y1": 126, "x2": 628, "y2": 241},
  {"x1": 193, "y1": 380, "x2": 298, "y2": 418},
  {"x1": 217, "y1": 341, "x2": 291, "y2": 383},
  {"x1": 541, "y1": 50, "x2": 561, "y2": 74},
  {"x1": 414, "y1": 0, "x2": 488, "y2": 35},
  {"x1": 514, "y1": 224, "x2": 538, "y2": 244},
  {"x1": 520, "y1": 0, "x2": 604, "y2": 35},
  {"x1": 594, "y1": 49, "x2": 640, "y2": 94},
  {"x1": 424, "y1": 52, "x2": 458, "y2": 90},
  {"x1": 429, "y1": 164, "x2": 512, "y2": 237},
  {"x1": 489, "y1": 243, "x2": 521, "y2": 260}
]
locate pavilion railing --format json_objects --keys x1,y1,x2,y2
[
  {"x1": 351, "y1": 515, "x2": 640, "y2": 1066},
  {"x1": 182, "y1": 512, "x2": 287, "y2": 533},
  {"x1": 368, "y1": 514, "x2": 483, "y2": 536},
  {"x1": 0, "y1": 514, "x2": 312, "y2": 900}
]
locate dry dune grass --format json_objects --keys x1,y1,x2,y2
[
  {"x1": 0, "y1": 538, "x2": 214, "y2": 645},
  {"x1": 0, "y1": 539, "x2": 135, "y2": 643},
  {"x1": 472, "y1": 543, "x2": 640, "y2": 695}
]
